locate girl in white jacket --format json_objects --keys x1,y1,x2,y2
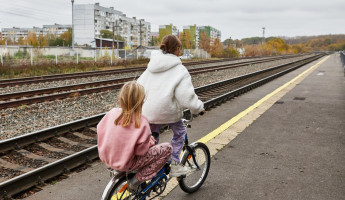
[{"x1": 137, "y1": 35, "x2": 204, "y2": 177}]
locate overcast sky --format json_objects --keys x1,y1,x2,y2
[{"x1": 1, "y1": 0, "x2": 344, "y2": 40}]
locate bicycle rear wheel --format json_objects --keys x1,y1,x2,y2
[
  {"x1": 107, "y1": 177, "x2": 132, "y2": 200},
  {"x1": 178, "y1": 142, "x2": 211, "y2": 193}
]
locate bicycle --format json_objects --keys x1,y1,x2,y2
[{"x1": 101, "y1": 112, "x2": 211, "y2": 200}]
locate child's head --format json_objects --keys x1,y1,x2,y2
[
  {"x1": 115, "y1": 81, "x2": 145, "y2": 128},
  {"x1": 160, "y1": 35, "x2": 182, "y2": 56}
]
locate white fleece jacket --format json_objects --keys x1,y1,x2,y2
[{"x1": 137, "y1": 50, "x2": 204, "y2": 124}]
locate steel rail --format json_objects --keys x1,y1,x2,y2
[
  {"x1": 0, "y1": 55, "x2": 302, "y2": 88},
  {"x1": 0, "y1": 56, "x2": 283, "y2": 102},
  {"x1": 0, "y1": 55, "x2": 302, "y2": 109},
  {"x1": 0, "y1": 58, "x2": 238, "y2": 87},
  {"x1": 0, "y1": 54, "x2": 324, "y2": 199}
]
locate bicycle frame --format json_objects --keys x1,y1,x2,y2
[{"x1": 101, "y1": 115, "x2": 203, "y2": 200}]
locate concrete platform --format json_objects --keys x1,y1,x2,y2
[{"x1": 25, "y1": 54, "x2": 345, "y2": 200}]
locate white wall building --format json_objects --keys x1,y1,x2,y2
[
  {"x1": 74, "y1": 3, "x2": 151, "y2": 48},
  {"x1": 1, "y1": 27, "x2": 43, "y2": 42},
  {"x1": 43, "y1": 24, "x2": 71, "y2": 37},
  {"x1": 198, "y1": 26, "x2": 221, "y2": 46},
  {"x1": 1, "y1": 24, "x2": 71, "y2": 42}
]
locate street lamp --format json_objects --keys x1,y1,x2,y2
[{"x1": 71, "y1": 0, "x2": 75, "y2": 51}]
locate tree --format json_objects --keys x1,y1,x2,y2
[
  {"x1": 265, "y1": 38, "x2": 289, "y2": 54},
  {"x1": 199, "y1": 32, "x2": 210, "y2": 52},
  {"x1": 17, "y1": 37, "x2": 24, "y2": 45},
  {"x1": 46, "y1": 33, "x2": 57, "y2": 46},
  {"x1": 223, "y1": 45, "x2": 240, "y2": 58},
  {"x1": 59, "y1": 28, "x2": 72, "y2": 46},
  {"x1": 38, "y1": 33, "x2": 48, "y2": 47},
  {"x1": 180, "y1": 30, "x2": 193, "y2": 49},
  {"x1": 25, "y1": 32, "x2": 39, "y2": 47},
  {"x1": 210, "y1": 38, "x2": 223, "y2": 57},
  {"x1": 100, "y1": 30, "x2": 113, "y2": 39}
]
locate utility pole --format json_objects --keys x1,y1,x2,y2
[
  {"x1": 71, "y1": 0, "x2": 75, "y2": 51},
  {"x1": 262, "y1": 27, "x2": 265, "y2": 45}
]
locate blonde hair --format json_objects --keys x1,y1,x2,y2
[{"x1": 114, "y1": 81, "x2": 145, "y2": 128}]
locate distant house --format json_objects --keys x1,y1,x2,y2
[{"x1": 95, "y1": 38, "x2": 124, "y2": 49}]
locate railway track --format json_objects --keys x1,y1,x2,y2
[
  {"x1": 0, "y1": 54, "x2": 302, "y2": 110},
  {"x1": 0, "y1": 53, "x2": 325, "y2": 199},
  {"x1": 0, "y1": 55, "x2": 303, "y2": 88},
  {"x1": 0, "y1": 57, "x2": 241, "y2": 88}
]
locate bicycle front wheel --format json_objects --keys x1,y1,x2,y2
[{"x1": 178, "y1": 142, "x2": 211, "y2": 193}]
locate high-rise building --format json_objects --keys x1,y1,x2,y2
[
  {"x1": 198, "y1": 26, "x2": 221, "y2": 46},
  {"x1": 159, "y1": 24, "x2": 178, "y2": 39},
  {"x1": 183, "y1": 25, "x2": 199, "y2": 48},
  {"x1": 74, "y1": 3, "x2": 151, "y2": 48}
]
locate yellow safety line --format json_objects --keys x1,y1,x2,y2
[{"x1": 198, "y1": 56, "x2": 330, "y2": 144}]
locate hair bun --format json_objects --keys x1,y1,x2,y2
[{"x1": 160, "y1": 44, "x2": 168, "y2": 54}]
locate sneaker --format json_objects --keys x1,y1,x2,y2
[
  {"x1": 128, "y1": 176, "x2": 142, "y2": 192},
  {"x1": 169, "y1": 160, "x2": 190, "y2": 177}
]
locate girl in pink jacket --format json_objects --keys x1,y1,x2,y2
[{"x1": 97, "y1": 81, "x2": 172, "y2": 191}]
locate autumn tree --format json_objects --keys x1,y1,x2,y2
[
  {"x1": 180, "y1": 30, "x2": 193, "y2": 49},
  {"x1": 59, "y1": 28, "x2": 72, "y2": 46},
  {"x1": 25, "y1": 32, "x2": 39, "y2": 47},
  {"x1": 38, "y1": 33, "x2": 48, "y2": 47},
  {"x1": 265, "y1": 38, "x2": 289, "y2": 53},
  {"x1": 291, "y1": 44, "x2": 307, "y2": 53},
  {"x1": 210, "y1": 38, "x2": 223, "y2": 57},
  {"x1": 199, "y1": 32, "x2": 210, "y2": 52},
  {"x1": 17, "y1": 37, "x2": 24, "y2": 45},
  {"x1": 223, "y1": 45, "x2": 240, "y2": 58}
]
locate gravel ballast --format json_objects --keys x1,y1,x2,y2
[{"x1": 0, "y1": 55, "x2": 314, "y2": 140}]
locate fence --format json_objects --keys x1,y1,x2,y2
[{"x1": 0, "y1": 46, "x2": 210, "y2": 67}]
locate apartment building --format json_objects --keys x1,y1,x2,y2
[
  {"x1": 1, "y1": 24, "x2": 71, "y2": 42},
  {"x1": 43, "y1": 24, "x2": 71, "y2": 37},
  {"x1": 198, "y1": 26, "x2": 221, "y2": 46},
  {"x1": 159, "y1": 24, "x2": 178, "y2": 39},
  {"x1": 74, "y1": 3, "x2": 151, "y2": 48},
  {"x1": 120, "y1": 15, "x2": 151, "y2": 48},
  {"x1": 1, "y1": 27, "x2": 43, "y2": 42},
  {"x1": 183, "y1": 25, "x2": 199, "y2": 48}
]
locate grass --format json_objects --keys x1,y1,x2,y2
[{"x1": 0, "y1": 57, "x2": 150, "y2": 79}]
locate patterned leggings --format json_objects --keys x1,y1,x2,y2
[{"x1": 129, "y1": 143, "x2": 172, "y2": 182}]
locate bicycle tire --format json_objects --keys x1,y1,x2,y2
[
  {"x1": 107, "y1": 177, "x2": 132, "y2": 200},
  {"x1": 178, "y1": 142, "x2": 211, "y2": 193}
]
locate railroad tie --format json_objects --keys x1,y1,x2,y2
[
  {"x1": 72, "y1": 132, "x2": 96, "y2": 140},
  {"x1": 15, "y1": 149, "x2": 57, "y2": 163},
  {"x1": 57, "y1": 137, "x2": 94, "y2": 148},
  {"x1": 0, "y1": 158, "x2": 35, "y2": 173},
  {"x1": 87, "y1": 127, "x2": 97, "y2": 134},
  {"x1": 38, "y1": 143, "x2": 76, "y2": 155}
]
